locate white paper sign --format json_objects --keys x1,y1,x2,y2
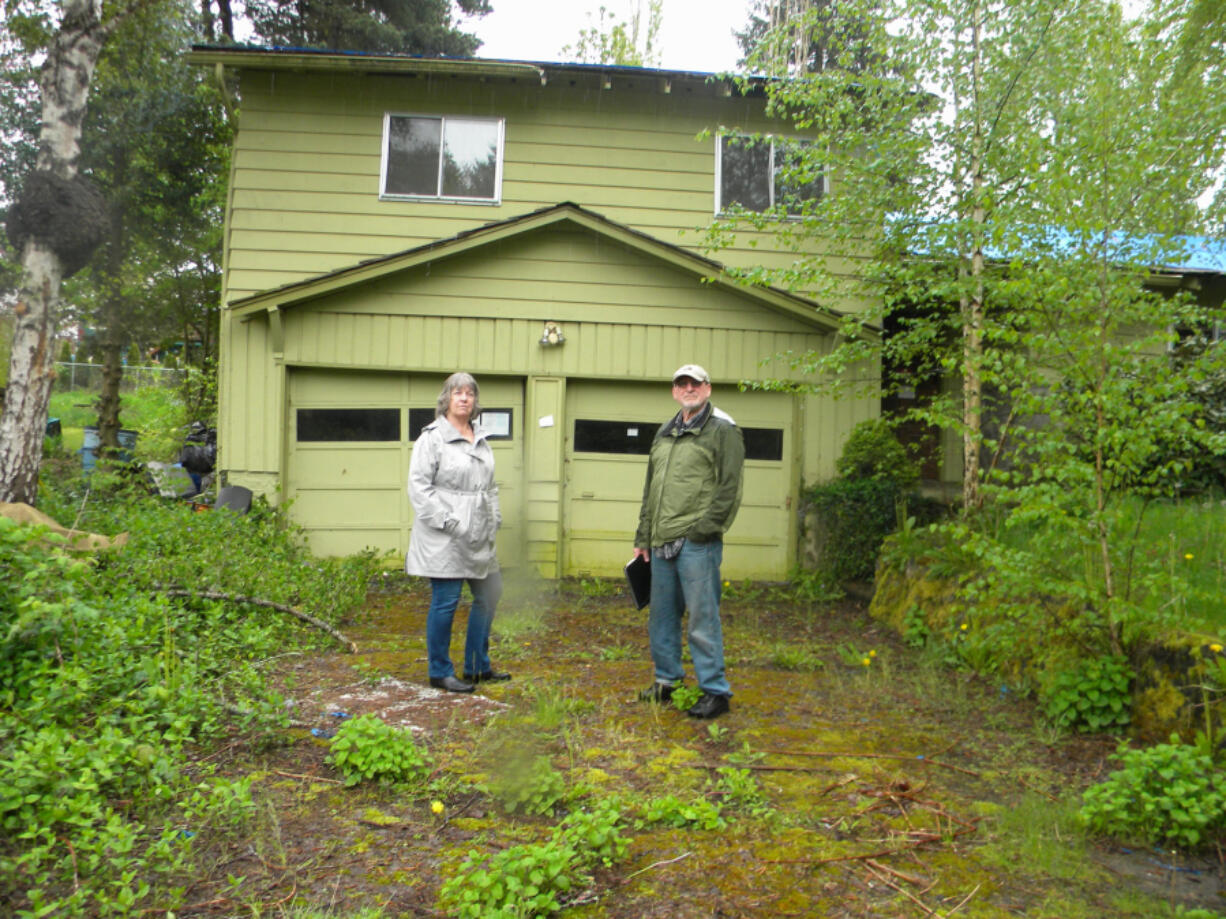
[
  {"x1": 480, "y1": 410, "x2": 511, "y2": 438},
  {"x1": 539, "y1": 415, "x2": 555, "y2": 428}
]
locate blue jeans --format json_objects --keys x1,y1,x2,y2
[
  {"x1": 648, "y1": 540, "x2": 730, "y2": 696},
  {"x1": 426, "y1": 572, "x2": 502, "y2": 679}
]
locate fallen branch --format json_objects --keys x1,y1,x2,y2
[
  {"x1": 763, "y1": 825, "x2": 978, "y2": 867},
  {"x1": 689, "y1": 763, "x2": 834, "y2": 773},
  {"x1": 274, "y1": 770, "x2": 343, "y2": 785},
  {"x1": 159, "y1": 588, "x2": 357, "y2": 653},
  {"x1": 434, "y1": 792, "x2": 484, "y2": 837},
  {"x1": 864, "y1": 858, "x2": 927, "y2": 887},
  {"x1": 622, "y1": 851, "x2": 692, "y2": 882},
  {"x1": 864, "y1": 862, "x2": 939, "y2": 916},
  {"x1": 761, "y1": 748, "x2": 979, "y2": 777},
  {"x1": 944, "y1": 882, "x2": 981, "y2": 916},
  {"x1": 1017, "y1": 775, "x2": 1060, "y2": 802}
]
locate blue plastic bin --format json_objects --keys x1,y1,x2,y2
[{"x1": 81, "y1": 426, "x2": 138, "y2": 471}]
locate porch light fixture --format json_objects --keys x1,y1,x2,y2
[{"x1": 539, "y1": 321, "x2": 565, "y2": 347}]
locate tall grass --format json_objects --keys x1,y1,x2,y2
[
  {"x1": 48, "y1": 387, "x2": 200, "y2": 462},
  {"x1": 990, "y1": 493, "x2": 1226, "y2": 636},
  {"x1": 1133, "y1": 497, "x2": 1226, "y2": 633}
]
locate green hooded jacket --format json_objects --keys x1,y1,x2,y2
[{"x1": 634, "y1": 402, "x2": 745, "y2": 548}]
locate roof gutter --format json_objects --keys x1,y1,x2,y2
[{"x1": 188, "y1": 47, "x2": 549, "y2": 84}]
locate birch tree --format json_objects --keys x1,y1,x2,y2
[
  {"x1": 715, "y1": 0, "x2": 1224, "y2": 512},
  {"x1": 0, "y1": 0, "x2": 131, "y2": 505}
]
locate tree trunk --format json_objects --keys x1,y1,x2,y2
[
  {"x1": 961, "y1": 0, "x2": 985, "y2": 513},
  {"x1": 0, "y1": 0, "x2": 111, "y2": 505},
  {"x1": 97, "y1": 337, "x2": 123, "y2": 453},
  {"x1": 0, "y1": 244, "x2": 65, "y2": 503},
  {"x1": 217, "y1": 0, "x2": 234, "y2": 40}
]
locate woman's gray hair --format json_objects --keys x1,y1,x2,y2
[{"x1": 435, "y1": 372, "x2": 481, "y2": 418}]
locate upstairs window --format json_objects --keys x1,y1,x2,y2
[
  {"x1": 381, "y1": 114, "x2": 504, "y2": 203},
  {"x1": 716, "y1": 133, "x2": 825, "y2": 216}
]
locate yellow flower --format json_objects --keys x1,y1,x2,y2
[
  {"x1": 1211, "y1": 644, "x2": 1223, "y2": 654},
  {"x1": 1185, "y1": 553, "x2": 1195, "y2": 560},
  {"x1": 431, "y1": 801, "x2": 445, "y2": 815},
  {"x1": 869, "y1": 650, "x2": 877, "y2": 658},
  {"x1": 960, "y1": 623, "x2": 969, "y2": 631},
  {"x1": 861, "y1": 657, "x2": 871, "y2": 667},
  {"x1": 723, "y1": 580, "x2": 731, "y2": 588}
]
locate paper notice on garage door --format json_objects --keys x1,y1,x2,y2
[{"x1": 538, "y1": 415, "x2": 555, "y2": 427}]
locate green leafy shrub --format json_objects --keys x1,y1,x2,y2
[
  {"x1": 327, "y1": 714, "x2": 431, "y2": 787},
  {"x1": 556, "y1": 798, "x2": 628, "y2": 867},
  {"x1": 1080, "y1": 738, "x2": 1226, "y2": 848},
  {"x1": 1043, "y1": 656, "x2": 1133, "y2": 733},
  {"x1": 439, "y1": 839, "x2": 578, "y2": 919},
  {"x1": 0, "y1": 479, "x2": 382, "y2": 915},
  {"x1": 835, "y1": 418, "x2": 919, "y2": 488},
  {"x1": 713, "y1": 767, "x2": 770, "y2": 816},
  {"x1": 438, "y1": 798, "x2": 629, "y2": 918},
  {"x1": 641, "y1": 793, "x2": 726, "y2": 830},
  {"x1": 486, "y1": 755, "x2": 567, "y2": 815},
  {"x1": 805, "y1": 478, "x2": 905, "y2": 582},
  {"x1": 670, "y1": 683, "x2": 703, "y2": 712}
]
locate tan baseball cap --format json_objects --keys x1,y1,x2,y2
[{"x1": 672, "y1": 364, "x2": 710, "y2": 383}]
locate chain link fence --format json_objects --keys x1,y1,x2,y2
[{"x1": 53, "y1": 363, "x2": 186, "y2": 393}]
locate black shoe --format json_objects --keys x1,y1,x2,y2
[
  {"x1": 463, "y1": 670, "x2": 511, "y2": 683},
  {"x1": 429, "y1": 675, "x2": 475, "y2": 693},
  {"x1": 639, "y1": 681, "x2": 677, "y2": 703},
  {"x1": 687, "y1": 693, "x2": 730, "y2": 719}
]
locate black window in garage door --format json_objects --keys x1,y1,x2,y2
[{"x1": 574, "y1": 419, "x2": 783, "y2": 461}]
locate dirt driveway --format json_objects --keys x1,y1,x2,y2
[{"x1": 182, "y1": 575, "x2": 1226, "y2": 918}]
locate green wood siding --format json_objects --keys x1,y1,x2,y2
[
  {"x1": 210, "y1": 57, "x2": 882, "y2": 576},
  {"x1": 221, "y1": 70, "x2": 870, "y2": 309}
]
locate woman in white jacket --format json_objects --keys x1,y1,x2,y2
[{"x1": 406, "y1": 372, "x2": 510, "y2": 692}]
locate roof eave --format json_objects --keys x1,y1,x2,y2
[{"x1": 228, "y1": 203, "x2": 852, "y2": 336}]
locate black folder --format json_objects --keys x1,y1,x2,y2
[{"x1": 624, "y1": 555, "x2": 651, "y2": 610}]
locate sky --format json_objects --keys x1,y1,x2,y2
[{"x1": 465, "y1": 0, "x2": 751, "y2": 74}]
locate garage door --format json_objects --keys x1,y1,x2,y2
[
  {"x1": 286, "y1": 369, "x2": 524, "y2": 563},
  {"x1": 563, "y1": 382, "x2": 796, "y2": 580}
]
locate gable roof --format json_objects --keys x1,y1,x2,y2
[{"x1": 228, "y1": 202, "x2": 851, "y2": 334}]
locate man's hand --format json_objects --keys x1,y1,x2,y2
[{"x1": 633, "y1": 547, "x2": 651, "y2": 563}]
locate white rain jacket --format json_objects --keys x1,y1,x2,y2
[{"x1": 405, "y1": 416, "x2": 501, "y2": 579}]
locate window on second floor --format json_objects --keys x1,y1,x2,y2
[
  {"x1": 381, "y1": 114, "x2": 504, "y2": 203},
  {"x1": 716, "y1": 133, "x2": 825, "y2": 217}
]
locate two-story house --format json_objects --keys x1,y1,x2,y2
[{"x1": 188, "y1": 46, "x2": 880, "y2": 579}]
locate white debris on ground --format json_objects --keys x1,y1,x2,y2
[{"x1": 298, "y1": 676, "x2": 508, "y2": 736}]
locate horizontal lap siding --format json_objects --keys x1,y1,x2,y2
[{"x1": 224, "y1": 70, "x2": 868, "y2": 307}]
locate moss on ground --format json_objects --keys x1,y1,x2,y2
[{"x1": 175, "y1": 576, "x2": 1226, "y2": 918}]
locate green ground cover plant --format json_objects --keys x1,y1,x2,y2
[
  {"x1": 0, "y1": 479, "x2": 381, "y2": 917},
  {"x1": 1080, "y1": 738, "x2": 1226, "y2": 848},
  {"x1": 1043, "y1": 655, "x2": 1134, "y2": 733},
  {"x1": 327, "y1": 713, "x2": 432, "y2": 787}
]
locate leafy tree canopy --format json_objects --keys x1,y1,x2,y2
[
  {"x1": 561, "y1": 0, "x2": 662, "y2": 67},
  {"x1": 244, "y1": 0, "x2": 492, "y2": 55}
]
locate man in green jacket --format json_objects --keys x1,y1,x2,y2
[{"x1": 633, "y1": 364, "x2": 745, "y2": 719}]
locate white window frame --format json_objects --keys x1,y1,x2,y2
[
  {"x1": 714, "y1": 131, "x2": 827, "y2": 217},
  {"x1": 379, "y1": 113, "x2": 505, "y2": 204}
]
